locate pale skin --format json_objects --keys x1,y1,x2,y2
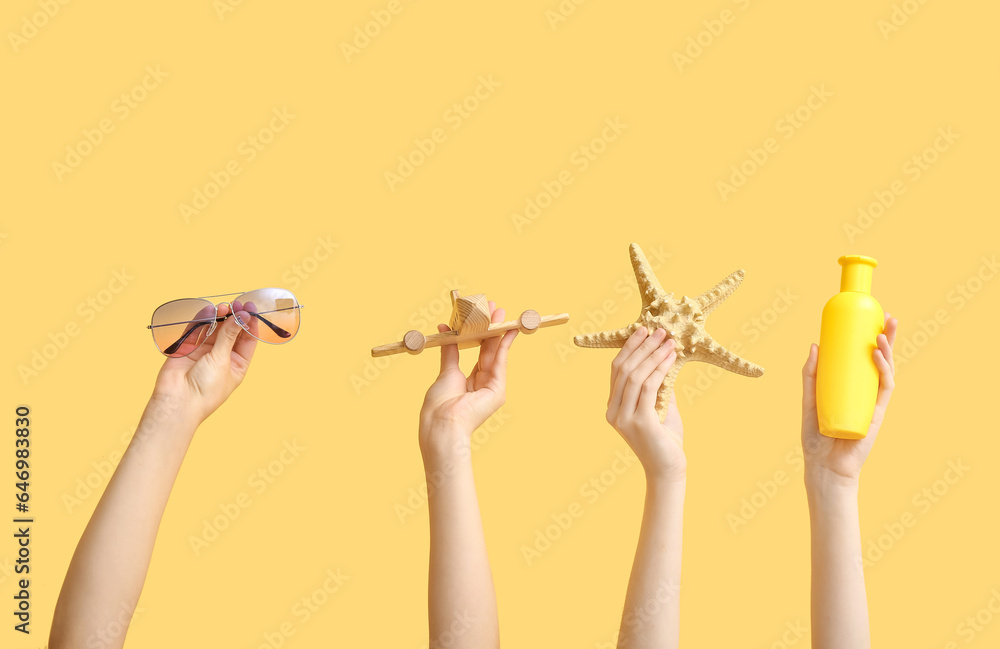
[
  {"x1": 802, "y1": 313, "x2": 898, "y2": 649},
  {"x1": 607, "y1": 315, "x2": 897, "y2": 649},
  {"x1": 418, "y1": 300, "x2": 517, "y2": 649},
  {"x1": 604, "y1": 327, "x2": 684, "y2": 649},
  {"x1": 50, "y1": 304, "x2": 257, "y2": 649}
]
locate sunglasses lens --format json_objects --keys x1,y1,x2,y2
[
  {"x1": 150, "y1": 299, "x2": 217, "y2": 357},
  {"x1": 231, "y1": 289, "x2": 300, "y2": 344}
]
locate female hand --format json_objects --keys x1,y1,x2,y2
[
  {"x1": 801, "y1": 314, "x2": 898, "y2": 486},
  {"x1": 419, "y1": 301, "x2": 517, "y2": 462},
  {"x1": 606, "y1": 327, "x2": 684, "y2": 482},
  {"x1": 150, "y1": 303, "x2": 258, "y2": 424}
]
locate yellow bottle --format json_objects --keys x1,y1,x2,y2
[{"x1": 816, "y1": 255, "x2": 884, "y2": 439}]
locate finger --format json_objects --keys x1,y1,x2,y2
[
  {"x1": 610, "y1": 328, "x2": 662, "y2": 412},
  {"x1": 232, "y1": 311, "x2": 258, "y2": 366},
  {"x1": 619, "y1": 332, "x2": 672, "y2": 417},
  {"x1": 883, "y1": 314, "x2": 898, "y2": 351},
  {"x1": 490, "y1": 328, "x2": 518, "y2": 385},
  {"x1": 208, "y1": 304, "x2": 243, "y2": 363},
  {"x1": 610, "y1": 327, "x2": 648, "y2": 404},
  {"x1": 873, "y1": 347, "x2": 895, "y2": 409},
  {"x1": 437, "y1": 323, "x2": 460, "y2": 374},
  {"x1": 467, "y1": 361, "x2": 479, "y2": 392},
  {"x1": 479, "y1": 304, "x2": 505, "y2": 368},
  {"x1": 801, "y1": 343, "x2": 819, "y2": 411},
  {"x1": 636, "y1": 349, "x2": 677, "y2": 415},
  {"x1": 877, "y1": 332, "x2": 895, "y2": 376}
]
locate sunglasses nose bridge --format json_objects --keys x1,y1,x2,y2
[{"x1": 217, "y1": 301, "x2": 248, "y2": 328}]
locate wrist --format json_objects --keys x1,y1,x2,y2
[
  {"x1": 129, "y1": 394, "x2": 200, "y2": 461},
  {"x1": 645, "y1": 468, "x2": 687, "y2": 491},
  {"x1": 419, "y1": 423, "x2": 473, "y2": 468},
  {"x1": 805, "y1": 466, "x2": 860, "y2": 506},
  {"x1": 804, "y1": 464, "x2": 859, "y2": 490},
  {"x1": 147, "y1": 390, "x2": 209, "y2": 426},
  {"x1": 642, "y1": 454, "x2": 688, "y2": 487}
]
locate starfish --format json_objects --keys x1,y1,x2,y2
[{"x1": 574, "y1": 243, "x2": 764, "y2": 416}]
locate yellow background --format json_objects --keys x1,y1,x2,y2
[{"x1": 3, "y1": 0, "x2": 999, "y2": 647}]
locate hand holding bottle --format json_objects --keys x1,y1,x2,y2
[{"x1": 802, "y1": 314, "x2": 897, "y2": 487}]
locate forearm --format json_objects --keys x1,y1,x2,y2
[
  {"x1": 806, "y1": 471, "x2": 869, "y2": 649},
  {"x1": 423, "y1": 431, "x2": 499, "y2": 649},
  {"x1": 50, "y1": 394, "x2": 200, "y2": 649},
  {"x1": 618, "y1": 475, "x2": 685, "y2": 649}
]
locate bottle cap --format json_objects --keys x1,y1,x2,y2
[{"x1": 838, "y1": 255, "x2": 878, "y2": 294}]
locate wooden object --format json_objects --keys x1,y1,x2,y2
[
  {"x1": 449, "y1": 291, "x2": 491, "y2": 334},
  {"x1": 574, "y1": 243, "x2": 764, "y2": 417},
  {"x1": 371, "y1": 293, "x2": 569, "y2": 358}
]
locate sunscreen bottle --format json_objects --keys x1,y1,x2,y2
[{"x1": 816, "y1": 255, "x2": 884, "y2": 439}]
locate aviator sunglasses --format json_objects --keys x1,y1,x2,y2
[{"x1": 147, "y1": 288, "x2": 303, "y2": 357}]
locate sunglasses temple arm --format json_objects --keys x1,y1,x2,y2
[{"x1": 249, "y1": 313, "x2": 293, "y2": 339}]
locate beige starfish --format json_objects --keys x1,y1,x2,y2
[{"x1": 574, "y1": 243, "x2": 764, "y2": 416}]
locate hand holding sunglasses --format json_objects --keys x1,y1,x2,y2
[
  {"x1": 147, "y1": 288, "x2": 303, "y2": 357},
  {"x1": 50, "y1": 290, "x2": 303, "y2": 648}
]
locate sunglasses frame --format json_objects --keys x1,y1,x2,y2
[{"x1": 146, "y1": 289, "x2": 304, "y2": 357}]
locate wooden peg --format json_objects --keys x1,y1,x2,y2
[
  {"x1": 403, "y1": 330, "x2": 426, "y2": 354},
  {"x1": 518, "y1": 309, "x2": 541, "y2": 333}
]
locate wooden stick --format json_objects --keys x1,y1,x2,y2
[{"x1": 371, "y1": 312, "x2": 570, "y2": 357}]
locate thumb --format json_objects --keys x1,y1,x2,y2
[
  {"x1": 801, "y1": 343, "x2": 818, "y2": 412},
  {"x1": 437, "y1": 323, "x2": 459, "y2": 374},
  {"x1": 210, "y1": 316, "x2": 243, "y2": 363}
]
